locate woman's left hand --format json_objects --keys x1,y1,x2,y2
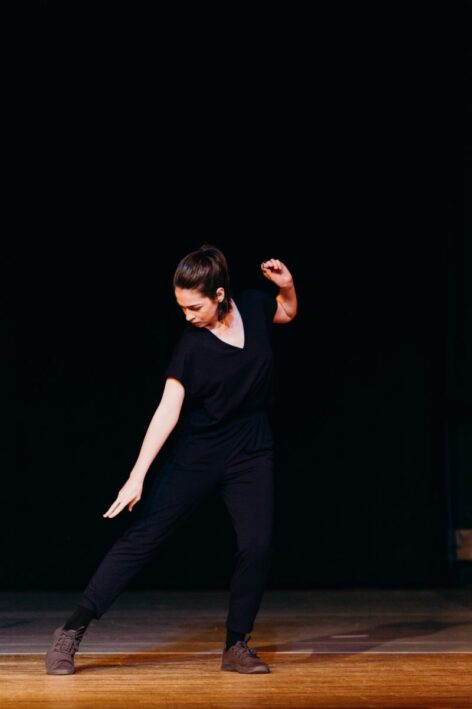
[{"x1": 260, "y1": 258, "x2": 294, "y2": 289}]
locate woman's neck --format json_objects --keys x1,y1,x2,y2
[{"x1": 210, "y1": 299, "x2": 236, "y2": 332}]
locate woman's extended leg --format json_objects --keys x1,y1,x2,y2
[
  {"x1": 78, "y1": 463, "x2": 218, "y2": 618},
  {"x1": 45, "y1": 460, "x2": 218, "y2": 674}
]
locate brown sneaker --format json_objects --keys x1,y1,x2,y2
[
  {"x1": 45, "y1": 625, "x2": 87, "y2": 675},
  {"x1": 220, "y1": 635, "x2": 270, "y2": 674}
]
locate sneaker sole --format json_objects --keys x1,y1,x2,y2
[
  {"x1": 45, "y1": 667, "x2": 75, "y2": 675},
  {"x1": 221, "y1": 663, "x2": 270, "y2": 674},
  {"x1": 46, "y1": 670, "x2": 74, "y2": 675}
]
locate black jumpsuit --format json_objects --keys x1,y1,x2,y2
[{"x1": 79, "y1": 288, "x2": 278, "y2": 635}]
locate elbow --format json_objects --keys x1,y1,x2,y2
[{"x1": 159, "y1": 401, "x2": 182, "y2": 427}]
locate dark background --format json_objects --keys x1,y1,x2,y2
[{"x1": 3, "y1": 2, "x2": 471, "y2": 590}]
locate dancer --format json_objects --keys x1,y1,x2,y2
[{"x1": 45, "y1": 243, "x2": 297, "y2": 675}]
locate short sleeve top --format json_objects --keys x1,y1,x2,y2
[{"x1": 164, "y1": 288, "x2": 278, "y2": 432}]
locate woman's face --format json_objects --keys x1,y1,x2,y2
[{"x1": 174, "y1": 287, "x2": 223, "y2": 329}]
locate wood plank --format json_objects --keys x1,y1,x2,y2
[{"x1": 1, "y1": 653, "x2": 472, "y2": 708}]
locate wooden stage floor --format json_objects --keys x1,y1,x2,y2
[{"x1": 1, "y1": 588, "x2": 472, "y2": 707}]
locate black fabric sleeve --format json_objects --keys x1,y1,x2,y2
[
  {"x1": 164, "y1": 333, "x2": 192, "y2": 390},
  {"x1": 254, "y1": 288, "x2": 278, "y2": 325}
]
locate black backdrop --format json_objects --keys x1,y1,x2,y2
[{"x1": 4, "y1": 2, "x2": 470, "y2": 590}]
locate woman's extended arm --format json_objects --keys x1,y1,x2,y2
[
  {"x1": 102, "y1": 378, "x2": 185, "y2": 518},
  {"x1": 129, "y1": 378, "x2": 185, "y2": 482}
]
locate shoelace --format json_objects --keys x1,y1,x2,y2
[
  {"x1": 231, "y1": 635, "x2": 258, "y2": 658},
  {"x1": 53, "y1": 626, "x2": 86, "y2": 655}
]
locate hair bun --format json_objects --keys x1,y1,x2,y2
[{"x1": 199, "y1": 243, "x2": 216, "y2": 255}]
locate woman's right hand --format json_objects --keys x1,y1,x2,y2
[{"x1": 103, "y1": 476, "x2": 144, "y2": 518}]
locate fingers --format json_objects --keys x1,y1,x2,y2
[
  {"x1": 103, "y1": 501, "x2": 122, "y2": 518},
  {"x1": 103, "y1": 496, "x2": 140, "y2": 518},
  {"x1": 261, "y1": 258, "x2": 282, "y2": 271},
  {"x1": 103, "y1": 495, "x2": 127, "y2": 518}
]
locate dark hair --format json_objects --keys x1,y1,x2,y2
[{"x1": 172, "y1": 243, "x2": 232, "y2": 322}]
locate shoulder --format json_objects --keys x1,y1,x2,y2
[
  {"x1": 241, "y1": 287, "x2": 276, "y2": 305},
  {"x1": 237, "y1": 287, "x2": 277, "y2": 323},
  {"x1": 236, "y1": 287, "x2": 274, "y2": 303},
  {"x1": 171, "y1": 325, "x2": 202, "y2": 352}
]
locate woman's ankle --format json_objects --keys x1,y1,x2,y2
[{"x1": 63, "y1": 604, "x2": 96, "y2": 630}]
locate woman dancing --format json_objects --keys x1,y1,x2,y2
[{"x1": 45, "y1": 243, "x2": 297, "y2": 675}]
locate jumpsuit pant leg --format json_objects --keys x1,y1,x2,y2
[
  {"x1": 78, "y1": 448, "x2": 219, "y2": 619},
  {"x1": 78, "y1": 412, "x2": 274, "y2": 635},
  {"x1": 219, "y1": 451, "x2": 274, "y2": 634}
]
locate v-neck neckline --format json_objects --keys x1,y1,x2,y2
[{"x1": 204, "y1": 293, "x2": 246, "y2": 351}]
